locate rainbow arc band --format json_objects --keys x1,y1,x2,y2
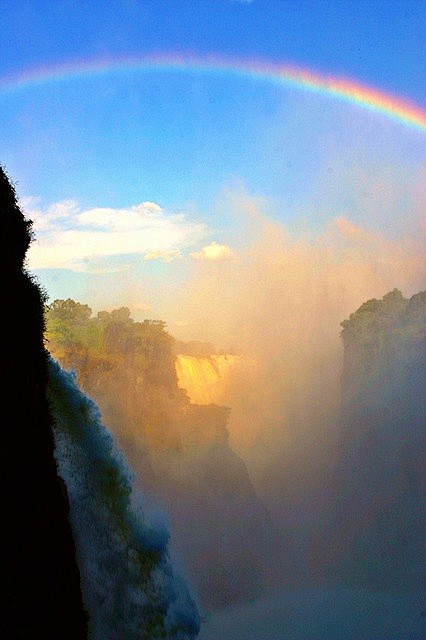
[{"x1": 1, "y1": 53, "x2": 425, "y2": 132}]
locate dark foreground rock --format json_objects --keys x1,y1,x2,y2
[{"x1": 0, "y1": 166, "x2": 88, "y2": 638}]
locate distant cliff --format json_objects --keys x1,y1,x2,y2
[
  {"x1": 333, "y1": 289, "x2": 426, "y2": 589},
  {"x1": 46, "y1": 300, "x2": 284, "y2": 608},
  {"x1": 0, "y1": 166, "x2": 88, "y2": 637}
]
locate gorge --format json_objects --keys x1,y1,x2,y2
[{"x1": 3, "y1": 158, "x2": 424, "y2": 638}]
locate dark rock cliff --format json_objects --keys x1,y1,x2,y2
[
  {"x1": 0, "y1": 166, "x2": 88, "y2": 638},
  {"x1": 332, "y1": 289, "x2": 426, "y2": 590}
]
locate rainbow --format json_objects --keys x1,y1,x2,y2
[{"x1": 1, "y1": 53, "x2": 425, "y2": 132}]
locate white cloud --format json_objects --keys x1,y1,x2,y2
[
  {"x1": 26, "y1": 199, "x2": 206, "y2": 272},
  {"x1": 190, "y1": 241, "x2": 236, "y2": 262},
  {"x1": 144, "y1": 249, "x2": 182, "y2": 262},
  {"x1": 140, "y1": 201, "x2": 163, "y2": 214}
]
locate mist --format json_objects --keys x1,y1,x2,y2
[
  {"x1": 40, "y1": 185, "x2": 425, "y2": 629},
  {"x1": 162, "y1": 191, "x2": 424, "y2": 522}
]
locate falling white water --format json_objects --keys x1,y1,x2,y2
[{"x1": 47, "y1": 357, "x2": 200, "y2": 640}]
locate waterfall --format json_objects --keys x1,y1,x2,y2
[
  {"x1": 175, "y1": 354, "x2": 253, "y2": 405},
  {"x1": 47, "y1": 357, "x2": 200, "y2": 640}
]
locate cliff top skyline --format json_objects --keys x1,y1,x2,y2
[{"x1": 1, "y1": 1, "x2": 424, "y2": 338}]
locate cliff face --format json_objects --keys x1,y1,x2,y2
[
  {"x1": 45, "y1": 302, "x2": 284, "y2": 608},
  {"x1": 156, "y1": 402, "x2": 283, "y2": 608},
  {"x1": 0, "y1": 167, "x2": 87, "y2": 637},
  {"x1": 333, "y1": 289, "x2": 426, "y2": 589}
]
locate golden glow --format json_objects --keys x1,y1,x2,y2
[{"x1": 175, "y1": 354, "x2": 252, "y2": 405}]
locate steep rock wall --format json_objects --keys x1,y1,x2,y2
[
  {"x1": 332, "y1": 289, "x2": 426, "y2": 590},
  {"x1": 45, "y1": 305, "x2": 284, "y2": 609},
  {"x1": 0, "y1": 166, "x2": 88, "y2": 638}
]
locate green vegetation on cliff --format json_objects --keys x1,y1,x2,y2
[
  {"x1": 45, "y1": 298, "x2": 283, "y2": 608},
  {"x1": 340, "y1": 288, "x2": 426, "y2": 396},
  {"x1": 333, "y1": 288, "x2": 426, "y2": 590}
]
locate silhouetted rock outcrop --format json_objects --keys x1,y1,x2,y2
[
  {"x1": 332, "y1": 289, "x2": 426, "y2": 590},
  {"x1": 0, "y1": 166, "x2": 88, "y2": 638}
]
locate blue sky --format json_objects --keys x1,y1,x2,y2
[
  {"x1": 0, "y1": 0, "x2": 425, "y2": 329},
  {"x1": 2, "y1": 1, "x2": 425, "y2": 101}
]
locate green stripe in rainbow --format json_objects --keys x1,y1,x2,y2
[{"x1": 1, "y1": 53, "x2": 425, "y2": 132}]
